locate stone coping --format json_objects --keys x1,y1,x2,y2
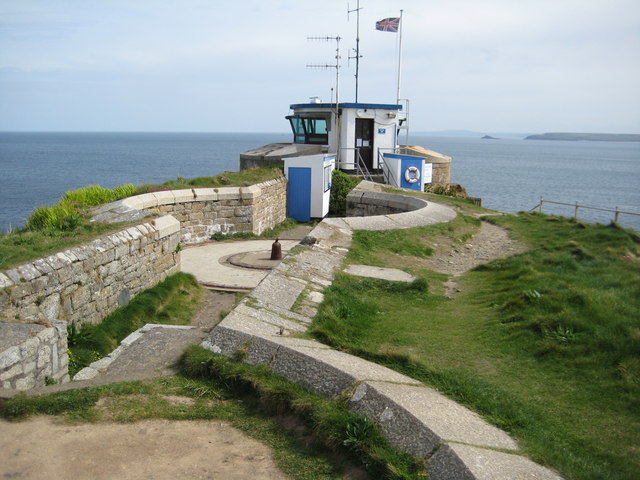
[
  {"x1": 0, "y1": 215, "x2": 179, "y2": 291},
  {"x1": 200, "y1": 192, "x2": 563, "y2": 479}
]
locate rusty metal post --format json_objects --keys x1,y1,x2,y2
[{"x1": 270, "y1": 239, "x2": 282, "y2": 260}]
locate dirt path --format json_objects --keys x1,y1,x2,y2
[
  {"x1": 422, "y1": 220, "x2": 529, "y2": 296},
  {"x1": 0, "y1": 289, "x2": 292, "y2": 480},
  {"x1": 0, "y1": 416, "x2": 288, "y2": 480}
]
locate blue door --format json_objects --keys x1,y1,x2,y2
[{"x1": 287, "y1": 167, "x2": 312, "y2": 222}]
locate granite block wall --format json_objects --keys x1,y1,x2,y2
[
  {"x1": 0, "y1": 320, "x2": 69, "y2": 389},
  {"x1": 0, "y1": 215, "x2": 180, "y2": 328},
  {"x1": 118, "y1": 176, "x2": 287, "y2": 244}
]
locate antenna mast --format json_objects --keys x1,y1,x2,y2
[
  {"x1": 348, "y1": 1, "x2": 363, "y2": 102},
  {"x1": 307, "y1": 35, "x2": 343, "y2": 163},
  {"x1": 306, "y1": 35, "x2": 342, "y2": 107}
]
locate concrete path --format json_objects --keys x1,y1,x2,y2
[{"x1": 344, "y1": 265, "x2": 416, "y2": 283}]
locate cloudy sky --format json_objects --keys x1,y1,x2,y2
[{"x1": 1, "y1": 0, "x2": 638, "y2": 134}]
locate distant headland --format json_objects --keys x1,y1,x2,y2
[{"x1": 525, "y1": 132, "x2": 640, "y2": 142}]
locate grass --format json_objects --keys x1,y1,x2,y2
[
  {"x1": 0, "y1": 348, "x2": 426, "y2": 480},
  {"x1": 309, "y1": 210, "x2": 640, "y2": 480},
  {"x1": 26, "y1": 184, "x2": 138, "y2": 231},
  {"x1": 67, "y1": 272, "x2": 201, "y2": 376},
  {"x1": 137, "y1": 166, "x2": 284, "y2": 192}
]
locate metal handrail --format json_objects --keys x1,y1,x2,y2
[
  {"x1": 377, "y1": 150, "x2": 399, "y2": 187},
  {"x1": 340, "y1": 147, "x2": 373, "y2": 181},
  {"x1": 530, "y1": 198, "x2": 640, "y2": 223}
]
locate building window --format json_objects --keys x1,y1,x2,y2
[{"x1": 287, "y1": 115, "x2": 330, "y2": 145}]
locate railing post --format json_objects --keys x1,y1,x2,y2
[
  {"x1": 539, "y1": 197, "x2": 543, "y2": 213},
  {"x1": 614, "y1": 207, "x2": 620, "y2": 223},
  {"x1": 575, "y1": 201, "x2": 579, "y2": 219}
]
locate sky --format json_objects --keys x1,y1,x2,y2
[{"x1": 1, "y1": 0, "x2": 639, "y2": 134}]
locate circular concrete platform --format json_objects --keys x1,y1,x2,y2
[
  {"x1": 227, "y1": 250, "x2": 282, "y2": 270},
  {"x1": 180, "y1": 240, "x2": 299, "y2": 291}
]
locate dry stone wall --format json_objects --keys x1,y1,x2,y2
[
  {"x1": 114, "y1": 177, "x2": 287, "y2": 244},
  {"x1": 0, "y1": 215, "x2": 180, "y2": 328},
  {"x1": 0, "y1": 320, "x2": 68, "y2": 389},
  {"x1": 0, "y1": 215, "x2": 180, "y2": 390}
]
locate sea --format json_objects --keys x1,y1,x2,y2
[{"x1": 1, "y1": 132, "x2": 639, "y2": 232}]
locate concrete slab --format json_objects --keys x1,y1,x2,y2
[
  {"x1": 344, "y1": 265, "x2": 416, "y2": 283},
  {"x1": 414, "y1": 202, "x2": 458, "y2": 224},
  {"x1": 269, "y1": 344, "x2": 422, "y2": 396},
  {"x1": 193, "y1": 188, "x2": 218, "y2": 202},
  {"x1": 428, "y1": 443, "x2": 563, "y2": 480},
  {"x1": 342, "y1": 215, "x2": 400, "y2": 230},
  {"x1": 282, "y1": 247, "x2": 347, "y2": 284},
  {"x1": 249, "y1": 272, "x2": 307, "y2": 310},
  {"x1": 233, "y1": 304, "x2": 309, "y2": 333},
  {"x1": 349, "y1": 381, "x2": 519, "y2": 457}
]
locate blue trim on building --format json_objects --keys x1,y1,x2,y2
[{"x1": 290, "y1": 102, "x2": 402, "y2": 111}]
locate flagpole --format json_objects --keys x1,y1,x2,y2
[{"x1": 396, "y1": 9, "x2": 403, "y2": 105}]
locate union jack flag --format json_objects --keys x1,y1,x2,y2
[{"x1": 375, "y1": 17, "x2": 400, "y2": 32}]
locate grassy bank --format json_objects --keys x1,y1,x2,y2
[
  {"x1": 137, "y1": 166, "x2": 283, "y2": 192},
  {"x1": 310, "y1": 210, "x2": 640, "y2": 480}
]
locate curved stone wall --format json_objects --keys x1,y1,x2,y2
[
  {"x1": 92, "y1": 176, "x2": 287, "y2": 245},
  {"x1": 346, "y1": 189, "x2": 427, "y2": 217}
]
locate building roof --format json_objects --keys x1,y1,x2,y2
[{"x1": 290, "y1": 102, "x2": 403, "y2": 111}]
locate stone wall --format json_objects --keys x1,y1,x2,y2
[
  {"x1": 0, "y1": 215, "x2": 180, "y2": 328},
  {"x1": 110, "y1": 176, "x2": 287, "y2": 245},
  {"x1": 0, "y1": 320, "x2": 69, "y2": 389},
  {"x1": 346, "y1": 190, "x2": 427, "y2": 217}
]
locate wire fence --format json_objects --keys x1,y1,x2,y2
[{"x1": 529, "y1": 198, "x2": 640, "y2": 224}]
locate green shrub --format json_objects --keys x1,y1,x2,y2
[{"x1": 329, "y1": 170, "x2": 361, "y2": 216}]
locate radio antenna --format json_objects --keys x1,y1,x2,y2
[
  {"x1": 306, "y1": 35, "x2": 343, "y2": 162},
  {"x1": 348, "y1": 1, "x2": 363, "y2": 102},
  {"x1": 306, "y1": 35, "x2": 342, "y2": 109}
]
